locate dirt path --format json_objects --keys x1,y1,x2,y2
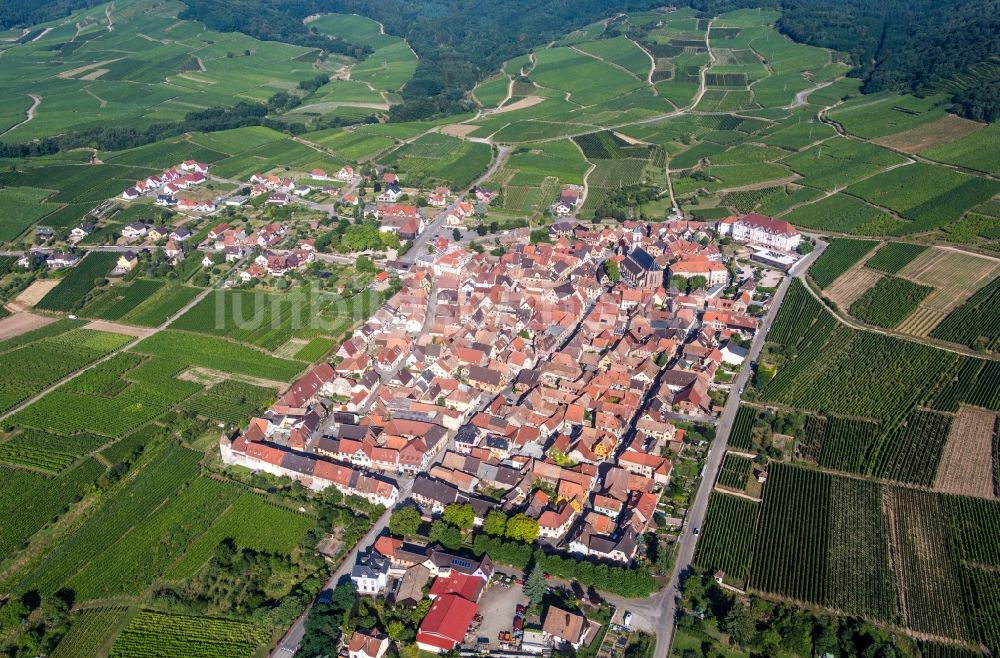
[
  {"x1": 83, "y1": 320, "x2": 156, "y2": 339},
  {"x1": 31, "y1": 27, "x2": 53, "y2": 42},
  {"x1": 83, "y1": 88, "x2": 107, "y2": 108},
  {"x1": 631, "y1": 37, "x2": 658, "y2": 93},
  {"x1": 105, "y1": 1, "x2": 115, "y2": 31},
  {"x1": 784, "y1": 79, "x2": 834, "y2": 110},
  {"x1": 0, "y1": 94, "x2": 41, "y2": 138}
]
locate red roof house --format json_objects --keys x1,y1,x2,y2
[{"x1": 416, "y1": 594, "x2": 477, "y2": 653}]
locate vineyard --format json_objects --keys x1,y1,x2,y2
[
  {"x1": 18, "y1": 444, "x2": 203, "y2": 595},
  {"x1": 750, "y1": 463, "x2": 830, "y2": 603},
  {"x1": 809, "y1": 238, "x2": 879, "y2": 288},
  {"x1": 799, "y1": 414, "x2": 881, "y2": 474},
  {"x1": 694, "y1": 492, "x2": 759, "y2": 587},
  {"x1": 181, "y1": 380, "x2": 276, "y2": 425},
  {"x1": 728, "y1": 405, "x2": 758, "y2": 451},
  {"x1": 109, "y1": 611, "x2": 270, "y2": 658},
  {"x1": 35, "y1": 252, "x2": 118, "y2": 312},
  {"x1": 134, "y1": 331, "x2": 305, "y2": 382},
  {"x1": 81, "y1": 279, "x2": 166, "y2": 321},
  {"x1": 67, "y1": 476, "x2": 232, "y2": 600},
  {"x1": 572, "y1": 131, "x2": 632, "y2": 160},
  {"x1": 864, "y1": 242, "x2": 928, "y2": 273},
  {"x1": 0, "y1": 428, "x2": 107, "y2": 473},
  {"x1": 929, "y1": 276, "x2": 1000, "y2": 351},
  {"x1": 0, "y1": 459, "x2": 104, "y2": 557},
  {"x1": 165, "y1": 492, "x2": 315, "y2": 579},
  {"x1": 51, "y1": 607, "x2": 129, "y2": 658},
  {"x1": 747, "y1": 463, "x2": 1000, "y2": 648},
  {"x1": 717, "y1": 453, "x2": 753, "y2": 490},
  {"x1": 930, "y1": 357, "x2": 1000, "y2": 412},
  {"x1": 849, "y1": 276, "x2": 934, "y2": 328},
  {"x1": 869, "y1": 409, "x2": 952, "y2": 486},
  {"x1": 765, "y1": 279, "x2": 825, "y2": 348}
]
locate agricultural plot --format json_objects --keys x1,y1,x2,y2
[
  {"x1": 782, "y1": 137, "x2": 907, "y2": 191},
  {"x1": 474, "y1": 75, "x2": 511, "y2": 108},
  {"x1": 294, "y1": 337, "x2": 335, "y2": 362},
  {"x1": 929, "y1": 275, "x2": 1000, "y2": 351},
  {"x1": 310, "y1": 14, "x2": 417, "y2": 93},
  {"x1": 934, "y1": 406, "x2": 998, "y2": 499},
  {"x1": 119, "y1": 285, "x2": 203, "y2": 327},
  {"x1": 717, "y1": 453, "x2": 753, "y2": 490},
  {"x1": 0, "y1": 187, "x2": 60, "y2": 242},
  {"x1": 874, "y1": 114, "x2": 984, "y2": 155},
  {"x1": 800, "y1": 414, "x2": 882, "y2": 474},
  {"x1": 824, "y1": 267, "x2": 882, "y2": 311},
  {"x1": 80, "y1": 279, "x2": 166, "y2": 321},
  {"x1": 728, "y1": 405, "x2": 757, "y2": 451},
  {"x1": 0, "y1": 7, "x2": 318, "y2": 143},
  {"x1": 165, "y1": 492, "x2": 314, "y2": 579},
  {"x1": 930, "y1": 358, "x2": 1000, "y2": 413},
  {"x1": 0, "y1": 328, "x2": 131, "y2": 414},
  {"x1": 869, "y1": 409, "x2": 952, "y2": 486},
  {"x1": 109, "y1": 611, "x2": 270, "y2": 658},
  {"x1": 51, "y1": 607, "x2": 130, "y2": 658},
  {"x1": 848, "y1": 276, "x2": 934, "y2": 328},
  {"x1": 381, "y1": 134, "x2": 491, "y2": 189},
  {"x1": 898, "y1": 248, "x2": 999, "y2": 312},
  {"x1": 762, "y1": 299, "x2": 954, "y2": 422},
  {"x1": 18, "y1": 443, "x2": 202, "y2": 595},
  {"x1": 922, "y1": 120, "x2": 1000, "y2": 176},
  {"x1": 864, "y1": 242, "x2": 928, "y2": 273},
  {"x1": 134, "y1": 331, "x2": 305, "y2": 382},
  {"x1": 35, "y1": 252, "x2": 118, "y2": 312},
  {"x1": 694, "y1": 492, "x2": 759, "y2": 587},
  {"x1": 575, "y1": 37, "x2": 652, "y2": 79},
  {"x1": 182, "y1": 380, "x2": 276, "y2": 425},
  {"x1": 0, "y1": 459, "x2": 104, "y2": 557},
  {"x1": 828, "y1": 92, "x2": 952, "y2": 140},
  {"x1": 808, "y1": 238, "x2": 879, "y2": 288},
  {"x1": 0, "y1": 428, "x2": 107, "y2": 473},
  {"x1": 846, "y1": 163, "x2": 1000, "y2": 235}
]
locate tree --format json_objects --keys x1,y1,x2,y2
[
  {"x1": 428, "y1": 520, "x2": 463, "y2": 550},
  {"x1": 504, "y1": 513, "x2": 539, "y2": 543},
  {"x1": 523, "y1": 565, "x2": 547, "y2": 605},
  {"x1": 442, "y1": 502, "x2": 474, "y2": 530},
  {"x1": 688, "y1": 275, "x2": 708, "y2": 290},
  {"x1": 722, "y1": 601, "x2": 755, "y2": 647},
  {"x1": 356, "y1": 255, "x2": 377, "y2": 273},
  {"x1": 605, "y1": 259, "x2": 620, "y2": 282},
  {"x1": 388, "y1": 506, "x2": 421, "y2": 537},
  {"x1": 483, "y1": 509, "x2": 508, "y2": 536}
]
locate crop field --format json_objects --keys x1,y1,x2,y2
[
  {"x1": 80, "y1": 279, "x2": 166, "y2": 321},
  {"x1": 110, "y1": 611, "x2": 270, "y2": 658},
  {"x1": 182, "y1": 380, "x2": 276, "y2": 425},
  {"x1": 934, "y1": 406, "x2": 998, "y2": 499},
  {"x1": 808, "y1": 238, "x2": 879, "y2": 288},
  {"x1": 10, "y1": 354, "x2": 201, "y2": 438},
  {"x1": 923, "y1": 121, "x2": 1000, "y2": 176},
  {"x1": 0, "y1": 458, "x2": 104, "y2": 557},
  {"x1": 800, "y1": 414, "x2": 882, "y2": 474},
  {"x1": 0, "y1": 187, "x2": 60, "y2": 241},
  {"x1": 728, "y1": 405, "x2": 757, "y2": 451},
  {"x1": 766, "y1": 279, "x2": 825, "y2": 346},
  {"x1": 119, "y1": 285, "x2": 203, "y2": 327},
  {"x1": 762, "y1": 294, "x2": 953, "y2": 422},
  {"x1": 311, "y1": 14, "x2": 417, "y2": 93},
  {"x1": 828, "y1": 93, "x2": 951, "y2": 140},
  {"x1": 67, "y1": 476, "x2": 233, "y2": 599},
  {"x1": 0, "y1": 428, "x2": 107, "y2": 473},
  {"x1": 869, "y1": 409, "x2": 952, "y2": 486},
  {"x1": 0, "y1": 328, "x2": 131, "y2": 414},
  {"x1": 930, "y1": 358, "x2": 1000, "y2": 413},
  {"x1": 848, "y1": 276, "x2": 934, "y2": 328},
  {"x1": 294, "y1": 337, "x2": 335, "y2": 362},
  {"x1": 897, "y1": 248, "x2": 999, "y2": 312},
  {"x1": 929, "y1": 276, "x2": 1000, "y2": 351},
  {"x1": 308, "y1": 127, "x2": 397, "y2": 161},
  {"x1": 165, "y1": 492, "x2": 314, "y2": 579},
  {"x1": 782, "y1": 138, "x2": 907, "y2": 191},
  {"x1": 717, "y1": 453, "x2": 753, "y2": 490},
  {"x1": 864, "y1": 242, "x2": 928, "y2": 273},
  {"x1": 750, "y1": 464, "x2": 830, "y2": 603},
  {"x1": 824, "y1": 267, "x2": 882, "y2": 310},
  {"x1": 134, "y1": 331, "x2": 305, "y2": 382},
  {"x1": 784, "y1": 193, "x2": 896, "y2": 235},
  {"x1": 0, "y1": 2, "x2": 319, "y2": 143},
  {"x1": 694, "y1": 492, "x2": 759, "y2": 586},
  {"x1": 18, "y1": 443, "x2": 202, "y2": 595},
  {"x1": 846, "y1": 163, "x2": 1000, "y2": 235},
  {"x1": 575, "y1": 37, "x2": 652, "y2": 79},
  {"x1": 35, "y1": 252, "x2": 118, "y2": 312},
  {"x1": 51, "y1": 606, "x2": 129, "y2": 658}
]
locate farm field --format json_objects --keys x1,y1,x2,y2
[
  {"x1": 824, "y1": 267, "x2": 882, "y2": 310},
  {"x1": 929, "y1": 276, "x2": 1000, "y2": 351},
  {"x1": 35, "y1": 252, "x2": 118, "y2": 312},
  {"x1": 934, "y1": 406, "x2": 998, "y2": 499},
  {"x1": 51, "y1": 607, "x2": 130, "y2": 658},
  {"x1": 133, "y1": 331, "x2": 305, "y2": 382},
  {"x1": 808, "y1": 238, "x2": 880, "y2": 288},
  {"x1": 694, "y1": 492, "x2": 759, "y2": 587},
  {"x1": 896, "y1": 247, "x2": 999, "y2": 312},
  {"x1": 848, "y1": 276, "x2": 934, "y2": 328},
  {"x1": 864, "y1": 242, "x2": 928, "y2": 273},
  {"x1": 109, "y1": 611, "x2": 271, "y2": 658}
]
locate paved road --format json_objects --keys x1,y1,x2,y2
[{"x1": 649, "y1": 244, "x2": 825, "y2": 658}]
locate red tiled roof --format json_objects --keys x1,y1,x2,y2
[{"x1": 417, "y1": 594, "x2": 477, "y2": 650}]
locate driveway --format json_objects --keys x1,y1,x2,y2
[{"x1": 475, "y1": 577, "x2": 528, "y2": 649}]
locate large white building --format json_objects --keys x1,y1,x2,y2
[{"x1": 718, "y1": 212, "x2": 801, "y2": 251}]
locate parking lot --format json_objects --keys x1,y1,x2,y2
[{"x1": 472, "y1": 571, "x2": 528, "y2": 650}]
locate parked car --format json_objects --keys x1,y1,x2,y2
[
  {"x1": 515, "y1": 605, "x2": 526, "y2": 617},
  {"x1": 623, "y1": 611, "x2": 633, "y2": 629}
]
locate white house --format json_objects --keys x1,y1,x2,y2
[
  {"x1": 350, "y1": 553, "x2": 389, "y2": 595},
  {"x1": 718, "y1": 213, "x2": 800, "y2": 251}
]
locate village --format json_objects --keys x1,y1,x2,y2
[{"x1": 210, "y1": 197, "x2": 804, "y2": 656}]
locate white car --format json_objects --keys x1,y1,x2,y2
[{"x1": 622, "y1": 612, "x2": 633, "y2": 629}]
